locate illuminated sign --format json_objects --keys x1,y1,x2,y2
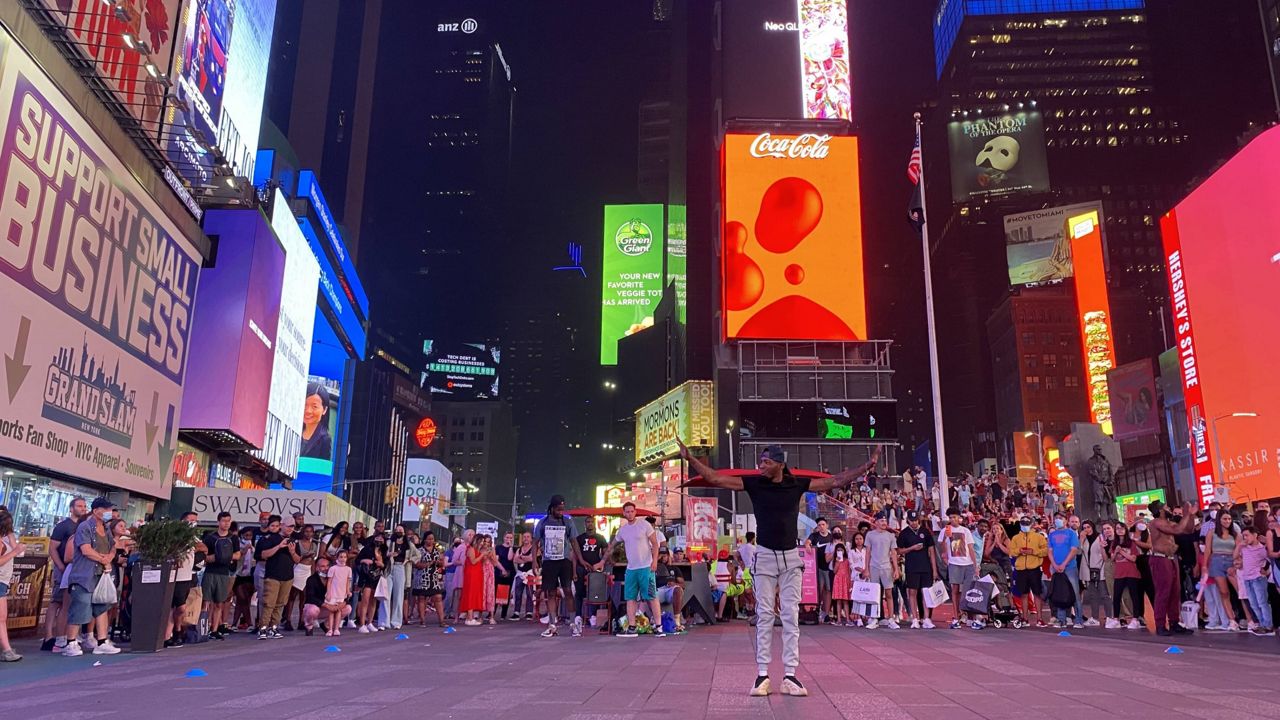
[
  {"x1": 685, "y1": 496, "x2": 718, "y2": 556},
  {"x1": 422, "y1": 341, "x2": 500, "y2": 400},
  {"x1": 1115, "y1": 489, "x2": 1165, "y2": 524},
  {"x1": 437, "y1": 18, "x2": 479, "y2": 33},
  {"x1": 414, "y1": 418, "x2": 438, "y2": 449},
  {"x1": 403, "y1": 458, "x2": 452, "y2": 528},
  {"x1": 722, "y1": 133, "x2": 867, "y2": 341},
  {"x1": 297, "y1": 218, "x2": 366, "y2": 357},
  {"x1": 601, "y1": 205, "x2": 665, "y2": 365},
  {"x1": 666, "y1": 205, "x2": 687, "y2": 323},
  {"x1": 297, "y1": 171, "x2": 369, "y2": 326},
  {"x1": 1069, "y1": 209, "x2": 1115, "y2": 435},
  {"x1": 948, "y1": 111, "x2": 1051, "y2": 203},
  {"x1": 634, "y1": 381, "x2": 716, "y2": 463},
  {"x1": 1003, "y1": 201, "x2": 1103, "y2": 286},
  {"x1": 1161, "y1": 125, "x2": 1280, "y2": 507},
  {"x1": 799, "y1": 0, "x2": 851, "y2": 120}
]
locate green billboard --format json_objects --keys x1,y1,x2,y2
[
  {"x1": 601, "y1": 204, "x2": 665, "y2": 365},
  {"x1": 666, "y1": 204, "x2": 687, "y2": 324}
]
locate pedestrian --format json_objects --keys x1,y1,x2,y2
[
  {"x1": 201, "y1": 512, "x2": 240, "y2": 640},
  {"x1": 231, "y1": 526, "x2": 256, "y2": 630},
  {"x1": 1146, "y1": 500, "x2": 1196, "y2": 636},
  {"x1": 979, "y1": 519, "x2": 1011, "y2": 610},
  {"x1": 806, "y1": 518, "x2": 835, "y2": 623},
  {"x1": 605, "y1": 503, "x2": 664, "y2": 638},
  {"x1": 1204, "y1": 510, "x2": 1240, "y2": 631},
  {"x1": 865, "y1": 514, "x2": 900, "y2": 629},
  {"x1": 255, "y1": 515, "x2": 299, "y2": 639},
  {"x1": 0, "y1": 506, "x2": 25, "y2": 662},
  {"x1": 444, "y1": 530, "x2": 473, "y2": 620},
  {"x1": 897, "y1": 511, "x2": 936, "y2": 628},
  {"x1": 412, "y1": 531, "x2": 447, "y2": 627},
  {"x1": 496, "y1": 532, "x2": 516, "y2": 619},
  {"x1": 1046, "y1": 513, "x2": 1082, "y2": 628},
  {"x1": 387, "y1": 525, "x2": 411, "y2": 629},
  {"x1": 941, "y1": 507, "x2": 978, "y2": 628},
  {"x1": 679, "y1": 440, "x2": 879, "y2": 697},
  {"x1": 60, "y1": 498, "x2": 122, "y2": 656},
  {"x1": 460, "y1": 533, "x2": 507, "y2": 625},
  {"x1": 532, "y1": 496, "x2": 582, "y2": 637},
  {"x1": 1109, "y1": 524, "x2": 1144, "y2": 629},
  {"x1": 654, "y1": 548, "x2": 685, "y2": 633},
  {"x1": 285, "y1": 524, "x2": 319, "y2": 631},
  {"x1": 1009, "y1": 515, "x2": 1048, "y2": 628},
  {"x1": 354, "y1": 532, "x2": 387, "y2": 633},
  {"x1": 1080, "y1": 521, "x2": 1109, "y2": 627},
  {"x1": 322, "y1": 549, "x2": 353, "y2": 636},
  {"x1": 1234, "y1": 527, "x2": 1274, "y2": 635},
  {"x1": 574, "y1": 518, "x2": 607, "y2": 631},
  {"x1": 44, "y1": 498, "x2": 88, "y2": 653},
  {"x1": 510, "y1": 531, "x2": 537, "y2": 620},
  {"x1": 831, "y1": 542, "x2": 852, "y2": 626},
  {"x1": 301, "y1": 555, "x2": 330, "y2": 636}
]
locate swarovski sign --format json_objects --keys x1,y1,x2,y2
[{"x1": 749, "y1": 133, "x2": 832, "y2": 159}]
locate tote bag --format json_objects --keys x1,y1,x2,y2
[
  {"x1": 923, "y1": 580, "x2": 949, "y2": 609},
  {"x1": 851, "y1": 581, "x2": 881, "y2": 605}
]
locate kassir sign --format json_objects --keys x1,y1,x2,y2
[{"x1": 749, "y1": 133, "x2": 832, "y2": 160}]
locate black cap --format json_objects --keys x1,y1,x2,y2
[
  {"x1": 760, "y1": 445, "x2": 786, "y2": 464},
  {"x1": 548, "y1": 494, "x2": 566, "y2": 511},
  {"x1": 1147, "y1": 500, "x2": 1165, "y2": 515},
  {"x1": 906, "y1": 510, "x2": 920, "y2": 521},
  {"x1": 91, "y1": 497, "x2": 115, "y2": 510}
]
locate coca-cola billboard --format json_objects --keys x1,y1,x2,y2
[{"x1": 749, "y1": 133, "x2": 833, "y2": 159}]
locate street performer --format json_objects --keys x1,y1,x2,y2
[
  {"x1": 1146, "y1": 498, "x2": 1196, "y2": 636},
  {"x1": 677, "y1": 440, "x2": 880, "y2": 697}
]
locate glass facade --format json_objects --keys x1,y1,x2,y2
[{"x1": 0, "y1": 464, "x2": 150, "y2": 537}]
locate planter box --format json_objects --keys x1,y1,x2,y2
[{"x1": 129, "y1": 561, "x2": 175, "y2": 653}]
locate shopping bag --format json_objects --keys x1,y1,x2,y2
[
  {"x1": 923, "y1": 580, "x2": 949, "y2": 609},
  {"x1": 1179, "y1": 601, "x2": 1200, "y2": 631},
  {"x1": 91, "y1": 572, "x2": 118, "y2": 604},
  {"x1": 961, "y1": 580, "x2": 994, "y2": 616},
  {"x1": 851, "y1": 581, "x2": 881, "y2": 604},
  {"x1": 852, "y1": 601, "x2": 879, "y2": 618},
  {"x1": 374, "y1": 576, "x2": 390, "y2": 600},
  {"x1": 495, "y1": 583, "x2": 511, "y2": 605},
  {"x1": 183, "y1": 586, "x2": 204, "y2": 626},
  {"x1": 978, "y1": 574, "x2": 1000, "y2": 598}
]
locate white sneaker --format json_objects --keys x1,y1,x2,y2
[
  {"x1": 1105, "y1": 618, "x2": 1122, "y2": 629},
  {"x1": 345, "y1": 620, "x2": 357, "y2": 628},
  {"x1": 376, "y1": 625, "x2": 388, "y2": 632},
  {"x1": 1126, "y1": 619, "x2": 1141, "y2": 630},
  {"x1": 62, "y1": 641, "x2": 83, "y2": 657},
  {"x1": 1085, "y1": 618, "x2": 1101, "y2": 627},
  {"x1": 92, "y1": 641, "x2": 121, "y2": 655},
  {"x1": 922, "y1": 619, "x2": 936, "y2": 629},
  {"x1": 910, "y1": 619, "x2": 921, "y2": 629},
  {"x1": 357, "y1": 624, "x2": 372, "y2": 634},
  {"x1": 1228, "y1": 621, "x2": 1242, "y2": 632},
  {"x1": 80, "y1": 633, "x2": 98, "y2": 650},
  {"x1": 866, "y1": 619, "x2": 879, "y2": 629},
  {"x1": 886, "y1": 619, "x2": 901, "y2": 629},
  {"x1": 1205, "y1": 623, "x2": 1225, "y2": 631}
]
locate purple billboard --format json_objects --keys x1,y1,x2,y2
[{"x1": 179, "y1": 208, "x2": 285, "y2": 447}]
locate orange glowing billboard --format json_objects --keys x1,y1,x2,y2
[
  {"x1": 721, "y1": 133, "x2": 867, "y2": 340},
  {"x1": 1068, "y1": 209, "x2": 1115, "y2": 434}
]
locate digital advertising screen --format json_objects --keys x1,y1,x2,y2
[
  {"x1": 0, "y1": 27, "x2": 203, "y2": 498},
  {"x1": 739, "y1": 402, "x2": 897, "y2": 441},
  {"x1": 219, "y1": 0, "x2": 277, "y2": 181},
  {"x1": 180, "y1": 208, "x2": 286, "y2": 448},
  {"x1": 1107, "y1": 359, "x2": 1159, "y2": 442},
  {"x1": 666, "y1": 205, "x2": 688, "y2": 323},
  {"x1": 1162, "y1": 125, "x2": 1280, "y2": 506},
  {"x1": 600, "y1": 204, "x2": 665, "y2": 365},
  {"x1": 298, "y1": 374, "x2": 341, "y2": 479},
  {"x1": 948, "y1": 111, "x2": 1050, "y2": 204},
  {"x1": 1069, "y1": 208, "x2": 1115, "y2": 435},
  {"x1": 251, "y1": 191, "x2": 320, "y2": 477},
  {"x1": 721, "y1": 132, "x2": 866, "y2": 341},
  {"x1": 1003, "y1": 201, "x2": 1103, "y2": 287},
  {"x1": 422, "y1": 341, "x2": 500, "y2": 400}
]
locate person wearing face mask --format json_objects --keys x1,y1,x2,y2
[
  {"x1": 1009, "y1": 515, "x2": 1048, "y2": 628},
  {"x1": 231, "y1": 527, "x2": 257, "y2": 631},
  {"x1": 60, "y1": 498, "x2": 122, "y2": 657},
  {"x1": 1046, "y1": 513, "x2": 1082, "y2": 628},
  {"x1": 830, "y1": 541, "x2": 853, "y2": 626},
  {"x1": 1079, "y1": 521, "x2": 1109, "y2": 627},
  {"x1": 387, "y1": 525, "x2": 411, "y2": 629},
  {"x1": 301, "y1": 556, "x2": 332, "y2": 636},
  {"x1": 1109, "y1": 523, "x2": 1144, "y2": 629}
]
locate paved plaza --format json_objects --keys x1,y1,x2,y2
[{"x1": 1, "y1": 622, "x2": 1278, "y2": 719}]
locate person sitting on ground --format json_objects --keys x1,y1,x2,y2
[{"x1": 301, "y1": 556, "x2": 331, "y2": 636}]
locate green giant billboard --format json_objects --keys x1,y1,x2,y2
[
  {"x1": 667, "y1": 204, "x2": 687, "y2": 323},
  {"x1": 601, "y1": 204, "x2": 665, "y2": 365}
]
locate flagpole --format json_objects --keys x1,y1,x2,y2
[{"x1": 914, "y1": 112, "x2": 950, "y2": 516}]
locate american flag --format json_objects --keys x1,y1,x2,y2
[{"x1": 907, "y1": 130, "x2": 923, "y2": 185}]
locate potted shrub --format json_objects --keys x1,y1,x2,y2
[{"x1": 129, "y1": 518, "x2": 201, "y2": 652}]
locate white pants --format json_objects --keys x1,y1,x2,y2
[
  {"x1": 389, "y1": 565, "x2": 407, "y2": 627},
  {"x1": 752, "y1": 548, "x2": 802, "y2": 677}
]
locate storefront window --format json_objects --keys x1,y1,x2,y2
[{"x1": 0, "y1": 467, "x2": 98, "y2": 537}]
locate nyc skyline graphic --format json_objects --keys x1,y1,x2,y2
[{"x1": 42, "y1": 335, "x2": 138, "y2": 449}]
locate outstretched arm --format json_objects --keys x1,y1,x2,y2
[
  {"x1": 677, "y1": 440, "x2": 743, "y2": 491},
  {"x1": 809, "y1": 446, "x2": 882, "y2": 493}
]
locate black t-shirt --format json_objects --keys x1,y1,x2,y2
[
  {"x1": 576, "y1": 532, "x2": 606, "y2": 567},
  {"x1": 807, "y1": 531, "x2": 834, "y2": 571},
  {"x1": 255, "y1": 532, "x2": 295, "y2": 582},
  {"x1": 496, "y1": 545, "x2": 516, "y2": 582},
  {"x1": 304, "y1": 572, "x2": 327, "y2": 606},
  {"x1": 51, "y1": 518, "x2": 77, "y2": 567},
  {"x1": 202, "y1": 530, "x2": 237, "y2": 575},
  {"x1": 742, "y1": 472, "x2": 812, "y2": 551},
  {"x1": 897, "y1": 525, "x2": 935, "y2": 575}
]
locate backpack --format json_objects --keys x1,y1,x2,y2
[
  {"x1": 1048, "y1": 573, "x2": 1076, "y2": 610},
  {"x1": 212, "y1": 535, "x2": 235, "y2": 567}
]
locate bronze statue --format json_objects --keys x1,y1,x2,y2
[{"x1": 1087, "y1": 445, "x2": 1117, "y2": 522}]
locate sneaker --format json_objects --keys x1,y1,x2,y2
[
  {"x1": 92, "y1": 641, "x2": 121, "y2": 655},
  {"x1": 781, "y1": 676, "x2": 808, "y2": 697},
  {"x1": 40, "y1": 638, "x2": 56, "y2": 652},
  {"x1": 886, "y1": 620, "x2": 900, "y2": 629},
  {"x1": 950, "y1": 620, "x2": 962, "y2": 629},
  {"x1": 922, "y1": 619, "x2": 936, "y2": 629},
  {"x1": 865, "y1": 619, "x2": 879, "y2": 629},
  {"x1": 910, "y1": 619, "x2": 921, "y2": 629},
  {"x1": 1036, "y1": 620, "x2": 1049, "y2": 628},
  {"x1": 1127, "y1": 619, "x2": 1141, "y2": 630},
  {"x1": 0, "y1": 649, "x2": 21, "y2": 662},
  {"x1": 751, "y1": 676, "x2": 771, "y2": 697},
  {"x1": 1085, "y1": 618, "x2": 1101, "y2": 627},
  {"x1": 464, "y1": 619, "x2": 481, "y2": 627},
  {"x1": 62, "y1": 641, "x2": 83, "y2": 657},
  {"x1": 345, "y1": 620, "x2": 358, "y2": 629},
  {"x1": 1172, "y1": 625, "x2": 1194, "y2": 635},
  {"x1": 1228, "y1": 621, "x2": 1242, "y2": 632},
  {"x1": 270, "y1": 627, "x2": 284, "y2": 639},
  {"x1": 376, "y1": 625, "x2": 388, "y2": 632},
  {"x1": 652, "y1": 629, "x2": 667, "y2": 638},
  {"x1": 258, "y1": 628, "x2": 270, "y2": 640},
  {"x1": 1204, "y1": 623, "x2": 1225, "y2": 632},
  {"x1": 1103, "y1": 618, "x2": 1120, "y2": 629},
  {"x1": 525, "y1": 613, "x2": 534, "y2": 620},
  {"x1": 855, "y1": 619, "x2": 864, "y2": 627},
  {"x1": 333, "y1": 629, "x2": 341, "y2": 636},
  {"x1": 572, "y1": 617, "x2": 583, "y2": 637},
  {"x1": 540, "y1": 624, "x2": 558, "y2": 638},
  {"x1": 1249, "y1": 626, "x2": 1275, "y2": 637},
  {"x1": 619, "y1": 626, "x2": 639, "y2": 638},
  {"x1": 357, "y1": 624, "x2": 372, "y2": 634},
  {"x1": 305, "y1": 627, "x2": 314, "y2": 637},
  {"x1": 219, "y1": 625, "x2": 234, "y2": 635},
  {"x1": 80, "y1": 633, "x2": 98, "y2": 650},
  {"x1": 282, "y1": 621, "x2": 294, "y2": 632},
  {"x1": 1073, "y1": 622, "x2": 1084, "y2": 630},
  {"x1": 971, "y1": 621, "x2": 985, "y2": 630}
]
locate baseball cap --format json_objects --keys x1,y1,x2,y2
[
  {"x1": 1147, "y1": 500, "x2": 1165, "y2": 515},
  {"x1": 548, "y1": 494, "x2": 566, "y2": 511},
  {"x1": 906, "y1": 510, "x2": 920, "y2": 521},
  {"x1": 760, "y1": 445, "x2": 786, "y2": 464},
  {"x1": 90, "y1": 497, "x2": 115, "y2": 510}
]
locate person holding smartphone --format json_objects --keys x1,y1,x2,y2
[{"x1": 255, "y1": 515, "x2": 298, "y2": 639}]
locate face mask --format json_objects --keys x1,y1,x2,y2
[
  {"x1": 319, "y1": 571, "x2": 329, "y2": 578},
  {"x1": 101, "y1": 510, "x2": 113, "y2": 521},
  {"x1": 836, "y1": 551, "x2": 845, "y2": 560},
  {"x1": 1054, "y1": 518, "x2": 1065, "y2": 529},
  {"x1": 1020, "y1": 523, "x2": 1031, "y2": 532},
  {"x1": 188, "y1": 521, "x2": 197, "y2": 528},
  {"x1": 1136, "y1": 523, "x2": 1147, "y2": 532}
]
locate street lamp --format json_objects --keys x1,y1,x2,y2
[
  {"x1": 1209, "y1": 412, "x2": 1259, "y2": 501},
  {"x1": 724, "y1": 420, "x2": 739, "y2": 542},
  {"x1": 1023, "y1": 419, "x2": 1044, "y2": 478}
]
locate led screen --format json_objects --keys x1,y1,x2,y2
[
  {"x1": 739, "y1": 402, "x2": 897, "y2": 441},
  {"x1": 948, "y1": 111, "x2": 1051, "y2": 204},
  {"x1": 1162, "y1": 125, "x2": 1280, "y2": 506},
  {"x1": 422, "y1": 341, "x2": 500, "y2": 400},
  {"x1": 722, "y1": 133, "x2": 867, "y2": 341},
  {"x1": 600, "y1": 204, "x2": 665, "y2": 365},
  {"x1": 1003, "y1": 201, "x2": 1103, "y2": 286}
]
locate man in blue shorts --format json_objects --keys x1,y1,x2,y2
[{"x1": 607, "y1": 502, "x2": 665, "y2": 638}]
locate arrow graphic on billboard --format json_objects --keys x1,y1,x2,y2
[
  {"x1": 4, "y1": 316, "x2": 32, "y2": 403},
  {"x1": 145, "y1": 391, "x2": 160, "y2": 452}
]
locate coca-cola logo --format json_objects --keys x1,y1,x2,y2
[{"x1": 749, "y1": 133, "x2": 832, "y2": 159}]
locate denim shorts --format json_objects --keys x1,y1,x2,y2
[
  {"x1": 1208, "y1": 554, "x2": 1234, "y2": 579},
  {"x1": 0, "y1": 581, "x2": 9, "y2": 598},
  {"x1": 68, "y1": 583, "x2": 110, "y2": 625}
]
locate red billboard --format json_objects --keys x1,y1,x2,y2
[
  {"x1": 1068, "y1": 208, "x2": 1116, "y2": 432},
  {"x1": 721, "y1": 133, "x2": 867, "y2": 341},
  {"x1": 1161, "y1": 126, "x2": 1280, "y2": 506}
]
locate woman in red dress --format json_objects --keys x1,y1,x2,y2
[{"x1": 459, "y1": 534, "x2": 507, "y2": 626}]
